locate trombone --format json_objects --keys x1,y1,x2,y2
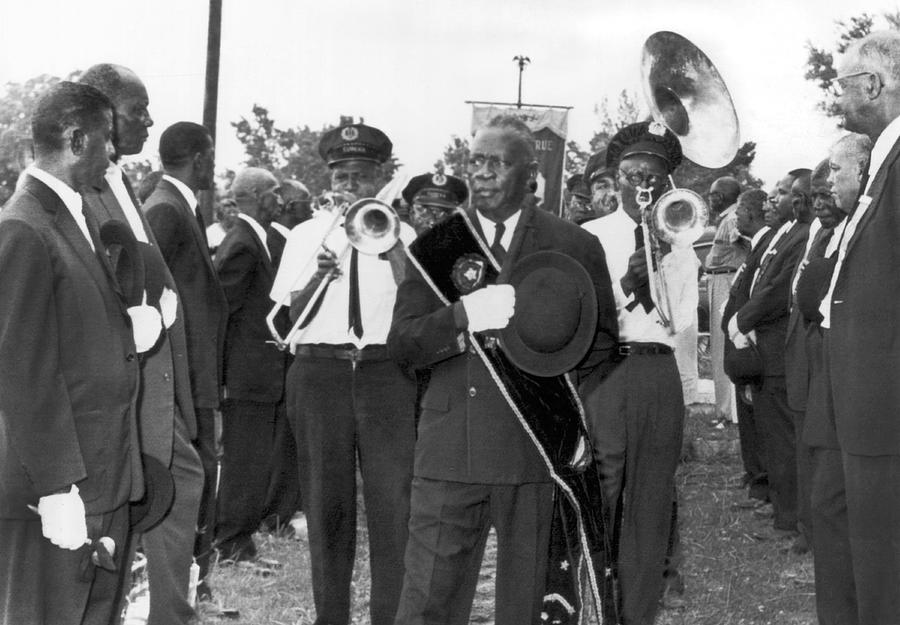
[{"x1": 265, "y1": 197, "x2": 401, "y2": 349}]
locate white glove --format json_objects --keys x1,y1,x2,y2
[
  {"x1": 158, "y1": 287, "x2": 178, "y2": 329},
  {"x1": 128, "y1": 290, "x2": 163, "y2": 353},
  {"x1": 461, "y1": 284, "x2": 515, "y2": 332},
  {"x1": 37, "y1": 485, "x2": 87, "y2": 550}
]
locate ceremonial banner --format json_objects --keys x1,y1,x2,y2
[{"x1": 471, "y1": 104, "x2": 569, "y2": 217}]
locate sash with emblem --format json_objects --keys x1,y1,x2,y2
[{"x1": 405, "y1": 208, "x2": 619, "y2": 624}]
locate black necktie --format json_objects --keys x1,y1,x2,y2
[
  {"x1": 628, "y1": 224, "x2": 655, "y2": 313},
  {"x1": 490, "y1": 222, "x2": 506, "y2": 266},
  {"x1": 82, "y1": 202, "x2": 119, "y2": 292},
  {"x1": 348, "y1": 248, "x2": 363, "y2": 339}
]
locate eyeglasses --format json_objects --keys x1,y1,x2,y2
[
  {"x1": 618, "y1": 169, "x2": 665, "y2": 188},
  {"x1": 832, "y1": 71, "x2": 880, "y2": 96},
  {"x1": 467, "y1": 154, "x2": 514, "y2": 172}
]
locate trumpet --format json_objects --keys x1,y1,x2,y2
[{"x1": 265, "y1": 198, "x2": 401, "y2": 349}]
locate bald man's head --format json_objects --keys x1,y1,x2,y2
[
  {"x1": 708, "y1": 176, "x2": 741, "y2": 213},
  {"x1": 81, "y1": 63, "x2": 152, "y2": 157},
  {"x1": 232, "y1": 167, "x2": 283, "y2": 226}
]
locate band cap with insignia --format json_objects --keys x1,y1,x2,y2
[
  {"x1": 318, "y1": 123, "x2": 392, "y2": 166},
  {"x1": 402, "y1": 172, "x2": 468, "y2": 208},
  {"x1": 583, "y1": 149, "x2": 614, "y2": 187},
  {"x1": 606, "y1": 120, "x2": 683, "y2": 174},
  {"x1": 565, "y1": 174, "x2": 591, "y2": 200}
]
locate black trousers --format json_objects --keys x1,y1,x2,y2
[
  {"x1": 582, "y1": 352, "x2": 684, "y2": 625},
  {"x1": 261, "y1": 401, "x2": 302, "y2": 530},
  {"x1": 735, "y1": 382, "x2": 769, "y2": 499},
  {"x1": 193, "y1": 406, "x2": 218, "y2": 582},
  {"x1": 0, "y1": 503, "x2": 131, "y2": 625},
  {"x1": 287, "y1": 355, "x2": 416, "y2": 625},
  {"x1": 753, "y1": 377, "x2": 798, "y2": 531},
  {"x1": 394, "y1": 478, "x2": 555, "y2": 625},
  {"x1": 141, "y1": 414, "x2": 204, "y2": 625},
  {"x1": 215, "y1": 398, "x2": 282, "y2": 559}
]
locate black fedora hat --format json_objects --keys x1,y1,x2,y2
[
  {"x1": 99, "y1": 219, "x2": 145, "y2": 307},
  {"x1": 500, "y1": 251, "x2": 598, "y2": 377},
  {"x1": 130, "y1": 453, "x2": 175, "y2": 533}
]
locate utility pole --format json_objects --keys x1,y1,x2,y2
[
  {"x1": 513, "y1": 55, "x2": 531, "y2": 109},
  {"x1": 200, "y1": 0, "x2": 222, "y2": 223}
]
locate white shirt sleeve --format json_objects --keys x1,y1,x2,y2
[{"x1": 660, "y1": 246, "x2": 700, "y2": 334}]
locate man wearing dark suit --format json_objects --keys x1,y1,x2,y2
[
  {"x1": 793, "y1": 135, "x2": 870, "y2": 625},
  {"x1": 142, "y1": 123, "x2": 228, "y2": 596},
  {"x1": 729, "y1": 169, "x2": 810, "y2": 540},
  {"x1": 389, "y1": 116, "x2": 618, "y2": 625},
  {"x1": 815, "y1": 32, "x2": 900, "y2": 624},
  {"x1": 0, "y1": 82, "x2": 141, "y2": 625},
  {"x1": 80, "y1": 66, "x2": 207, "y2": 624},
  {"x1": 213, "y1": 167, "x2": 289, "y2": 560},
  {"x1": 722, "y1": 189, "x2": 774, "y2": 505}
]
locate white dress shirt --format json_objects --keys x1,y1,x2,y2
[
  {"x1": 475, "y1": 209, "x2": 520, "y2": 259},
  {"x1": 583, "y1": 209, "x2": 699, "y2": 346},
  {"x1": 105, "y1": 163, "x2": 148, "y2": 243},
  {"x1": 819, "y1": 115, "x2": 900, "y2": 328},
  {"x1": 162, "y1": 174, "x2": 198, "y2": 215},
  {"x1": 237, "y1": 213, "x2": 271, "y2": 261},
  {"x1": 750, "y1": 219, "x2": 794, "y2": 294},
  {"x1": 270, "y1": 210, "x2": 416, "y2": 350},
  {"x1": 26, "y1": 165, "x2": 94, "y2": 251}
]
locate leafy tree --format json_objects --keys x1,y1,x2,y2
[
  {"x1": 0, "y1": 72, "x2": 84, "y2": 202},
  {"x1": 232, "y1": 106, "x2": 400, "y2": 196},
  {"x1": 434, "y1": 135, "x2": 470, "y2": 178},
  {"x1": 802, "y1": 12, "x2": 900, "y2": 117}
]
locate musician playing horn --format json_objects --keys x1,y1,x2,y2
[
  {"x1": 581, "y1": 121, "x2": 699, "y2": 624},
  {"x1": 268, "y1": 123, "x2": 417, "y2": 625}
]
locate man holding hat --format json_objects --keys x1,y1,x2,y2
[
  {"x1": 270, "y1": 123, "x2": 417, "y2": 625},
  {"x1": 402, "y1": 171, "x2": 468, "y2": 235},
  {"x1": 389, "y1": 115, "x2": 618, "y2": 625},
  {"x1": 581, "y1": 121, "x2": 699, "y2": 624}
]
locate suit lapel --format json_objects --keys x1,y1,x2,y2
[
  {"x1": 26, "y1": 178, "x2": 121, "y2": 299},
  {"x1": 500, "y1": 207, "x2": 536, "y2": 282},
  {"x1": 236, "y1": 218, "x2": 274, "y2": 278},
  {"x1": 163, "y1": 179, "x2": 217, "y2": 278},
  {"x1": 845, "y1": 134, "x2": 900, "y2": 255}
]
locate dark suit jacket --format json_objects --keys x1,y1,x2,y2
[
  {"x1": 722, "y1": 228, "x2": 776, "y2": 331},
  {"x1": 143, "y1": 178, "x2": 227, "y2": 411},
  {"x1": 216, "y1": 218, "x2": 287, "y2": 404},
  {"x1": 267, "y1": 225, "x2": 287, "y2": 270},
  {"x1": 735, "y1": 222, "x2": 809, "y2": 379},
  {"x1": 784, "y1": 227, "x2": 833, "y2": 412},
  {"x1": 388, "y1": 206, "x2": 618, "y2": 484},
  {"x1": 0, "y1": 176, "x2": 140, "y2": 518},
  {"x1": 827, "y1": 135, "x2": 900, "y2": 455},
  {"x1": 84, "y1": 175, "x2": 197, "y2": 463}
]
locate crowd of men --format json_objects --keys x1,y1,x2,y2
[{"x1": 0, "y1": 28, "x2": 898, "y2": 625}]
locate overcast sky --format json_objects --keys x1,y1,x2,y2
[{"x1": 1, "y1": 0, "x2": 896, "y2": 187}]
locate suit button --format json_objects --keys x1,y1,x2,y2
[
  {"x1": 163, "y1": 372, "x2": 171, "y2": 381},
  {"x1": 126, "y1": 353, "x2": 135, "y2": 362},
  {"x1": 468, "y1": 387, "x2": 477, "y2": 398}
]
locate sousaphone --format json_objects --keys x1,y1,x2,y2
[{"x1": 637, "y1": 31, "x2": 740, "y2": 329}]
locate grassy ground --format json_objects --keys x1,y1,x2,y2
[{"x1": 198, "y1": 382, "x2": 816, "y2": 624}]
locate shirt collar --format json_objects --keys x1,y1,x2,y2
[
  {"x1": 867, "y1": 114, "x2": 900, "y2": 189},
  {"x1": 26, "y1": 165, "x2": 82, "y2": 210},
  {"x1": 475, "y1": 208, "x2": 521, "y2": 242},
  {"x1": 162, "y1": 174, "x2": 198, "y2": 214},
  {"x1": 750, "y1": 225, "x2": 770, "y2": 250},
  {"x1": 237, "y1": 212, "x2": 271, "y2": 260},
  {"x1": 270, "y1": 221, "x2": 291, "y2": 238}
]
